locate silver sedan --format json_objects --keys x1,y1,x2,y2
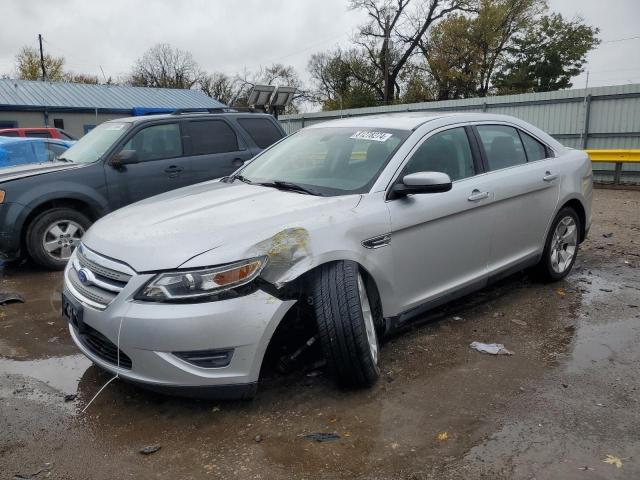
[{"x1": 63, "y1": 112, "x2": 592, "y2": 397}]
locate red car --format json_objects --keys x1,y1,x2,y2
[{"x1": 0, "y1": 127, "x2": 76, "y2": 140}]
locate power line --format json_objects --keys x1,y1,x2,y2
[{"x1": 600, "y1": 34, "x2": 640, "y2": 44}]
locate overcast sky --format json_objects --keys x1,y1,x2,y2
[{"x1": 1, "y1": 0, "x2": 638, "y2": 111}]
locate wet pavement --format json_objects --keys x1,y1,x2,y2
[{"x1": 1, "y1": 188, "x2": 639, "y2": 479}]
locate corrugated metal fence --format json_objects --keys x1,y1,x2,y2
[{"x1": 279, "y1": 84, "x2": 640, "y2": 184}]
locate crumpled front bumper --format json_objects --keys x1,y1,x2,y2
[{"x1": 64, "y1": 258, "x2": 295, "y2": 396}]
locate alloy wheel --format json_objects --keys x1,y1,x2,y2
[
  {"x1": 550, "y1": 215, "x2": 578, "y2": 274},
  {"x1": 357, "y1": 273, "x2": 378, "y2": 365},
  {"x1": 42, "y1": 220, "x2": 84, "y2": 261}
]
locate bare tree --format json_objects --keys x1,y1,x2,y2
[
  {"x1": 129, "y1": 43, "x2": 203, "y2": 89},
  {"x1": 15, "y1": 46, "x2": 65, "y2": 81},
  {"x1": 350, "y1": 0, "x2": 473, "y2": 104}
]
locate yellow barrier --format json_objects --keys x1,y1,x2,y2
[
  {"x1": 586, "y1": 149, "x2": 640, "y2": 163},
  {"x1": 586, "y1": 149, "x2": 640, "y2": 184}
]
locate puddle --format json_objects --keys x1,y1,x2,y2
[{"x1": 0, "y1": 354, "x2": 91, "y2": 393}]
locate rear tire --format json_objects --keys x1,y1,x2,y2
[
  {"x1": 26, "y1": 208, "x2": 90, "y2": 270},
  {"x1": 536, "y1": 207, "x2": 580, "y2": 281},
  {"x1": 312, "y1": 260, "x2": 381, "y2": 388}
]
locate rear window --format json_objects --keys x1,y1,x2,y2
[
  {"x1": 185, "y1": 120, "x2": 239, "y2": 155},
  {"x1": 25, "y1": 131, "x2": 52, "y2": 138},
  {"x1": 0, "y1": 131, "x2": 19, "y2": 137},
  {"x1": 237, "y1": 118, "x2": 283, "y2": 149},
  {"x1": 520, "y1": 131, "x2": 547, "y2": 161}
]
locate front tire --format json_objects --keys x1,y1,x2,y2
[
  {"x1": 25, "y1": 208, "x2": 90, "y2": 270},
  {"x1": 537, "y1": 207, "x2": 580, "y2": 281},
  {"x1": 312, "y1": 261, "x2": 381, "y2": 388}
]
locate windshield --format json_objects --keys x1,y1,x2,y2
[
  {"x1": 60, "y1": 122, "x2": 131, "y2": 163},
  {"x1": 239, "y1": 127, "x2": 410, "y2": 196}
]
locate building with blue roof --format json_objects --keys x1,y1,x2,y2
[{"x1": 0, "y1": 79, "x2": 224, "y2": 138}]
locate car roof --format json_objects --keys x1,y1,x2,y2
[
  {"x1": 0, "y1": 136, "x2": 69, "y2": 145},
  {"x1": 305, "y1": 112, "x2": 529, "y2": 131},
  {"x1": 106, "y1": 111, "x2": 277, "y2": 124}
]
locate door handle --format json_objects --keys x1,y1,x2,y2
[
  {"x1": 164, "y1": 165, "x2": 183, "y2": 177},
  {"x1": 468, "y1": 189, "x2": 489, "y2": 202},
  {"x1": 231, "y1": 157, "x2": 245, "y2": 167},
  {"x1": 543, "y1": 171, "x2": 558, "y2": 182}
]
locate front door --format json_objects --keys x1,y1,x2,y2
[
  {"x1": 104, "y1": 122, "x2": 187, "y2": 208},
  {"x1": 387, "y1": 126, "x2": 494, "y2": 313}
]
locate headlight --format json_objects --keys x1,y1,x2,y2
[{"x1": 136, "y1": 256, "x2": 267, "y2": 301}]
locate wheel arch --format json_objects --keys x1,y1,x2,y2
[{"x1": 21, "y1": 197, "x2": 102, "y2": 250}]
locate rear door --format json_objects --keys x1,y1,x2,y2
[
  {"x1": 181, "y1": 118, "x2": 254, "y2": 182},
  {"x1": 473, "y1": 124, "x2": 560, "y2": 273},
  {"x1": 104, "y1": 121, "x2": 187, "y2": 208},
  {"x1": 387, "y1": 126, "x2": 494, "y2": 312}
]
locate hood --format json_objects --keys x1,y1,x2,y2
[
  {"x1": 0, "y1": 161, "x2": 80, "y2": 183},
  {"x1": 82, "y1": 180, "x2": 361, "y2": 272}
]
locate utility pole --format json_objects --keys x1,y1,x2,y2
[
  {"x1": 38, "y1": 34, "x2": 46, "y2": 81},
  {"x1": 382, "y1": 13, "x2": 392, "y2": 105}
]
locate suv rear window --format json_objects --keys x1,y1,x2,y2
[
  {"x1": 237, "y1": 118, "x2": 283, "y2": 148},
  {"x1": 186, "y1": 120, "x2": 238, "y2": 155}
]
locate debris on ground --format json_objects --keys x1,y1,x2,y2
[
  {"x1": 254, "y1": 435, "x2": 263, "y2": 443},
  {"x1": 139, "y1": 444, "x2": 161, "y2": 455},
  {"x1": 436, "y1": 432, "x2": 448, "y2": 441},
  {"x1": 63, "y1": 394, "x2": 77, "y2": 402},
  {"x1": 211, "y1": 406, "x2": 221, "y2": 413},
  {"x1": 599, "y1": 288, "x2": 613, "y2": 292},
  {"x1": 556, "y1": 288, "x2": 566, "y2": 297},
  {"x1": 303, "y1": 432, "x2": 340, "y2": 442},
  {"x1": 0, "y1": 292, "x2": 25, "y2": 305},
  {"x1": 603, "y1": 454, "x2": 623, "y2": 468},
  {"x1": 12, "y1": 463, "x2": 52, "y2": 479},
  {"x1": 511, "y1": 319, "x2": 527, "y2": 326},
  {"x1": 470, "y1": 341, "x2": 514, "y2": 355},
  {"x1": 603, "y1": 232, "x2": 614, "y2": 238}
]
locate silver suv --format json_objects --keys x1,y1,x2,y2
[{"x1": 62, "y1": 113, "x2": 592, "y2": 398}]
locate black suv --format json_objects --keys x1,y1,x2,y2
[{"x1": 0, "y1": 111, "x2": 286, "y2": 269}]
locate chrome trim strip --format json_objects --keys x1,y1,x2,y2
[
  {"x1": 64, "y1": 279, "x2": 107, "y2": 311},
  {"x1": 78, "y1": 244, "x2": 136, "y2": 277}
]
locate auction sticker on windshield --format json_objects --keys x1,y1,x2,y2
[{"x1": 350, "y1": 131, "x2": 393, "y2": 142}]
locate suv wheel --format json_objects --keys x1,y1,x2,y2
[
  {"x1": 312, "y1": 260, "x2": 381, "y2": 387},
  {"x1": 26, "y1": 208, "x2": 90, "y2": 270},
  {"x1": 537, "y1": 207, "x2": 580, "y2": 281}
]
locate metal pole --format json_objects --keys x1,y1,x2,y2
[
  {"x1": 38, "y1": 34, "x2": 46, "y2": 81},
  {"x1": 582, "y1": 94, "x2": 592, "y2": 150},
  {"x1": 383, "y1": 13, "x2": 390, "y2": 105}
]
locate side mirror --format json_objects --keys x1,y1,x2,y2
[
  {"x1": 109, "y1": 149, "x2": 138, "y2": 168},
  {"x1": 391, "y1": 171, "x2": 452, "y2": 197}
]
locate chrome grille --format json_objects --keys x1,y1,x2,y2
[
  {"x1": 65, "y1": 244, "x2": 134, "y2": 309},
  {"x1": 77, "y1": 248, "x2": 131, "y2": 283}
]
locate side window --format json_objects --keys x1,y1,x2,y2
[
  {"x1": 237, "y1": 118, "x2": 283, "y2": 149},
  {"x1": 403, "y1": 127, "x2": 475, "y2": 181},
  {"x1": 476, "y1": 125, "x2": 526, "y2": 170},
  {"x1": 46, "y1": 143, "x2": 68, "y2": 161},
  {"x1": 186, "y1": 120, "x2": 239, "y2": 155},
  {"x1": 0, "y1": 131, "x2": 19, "y2": 137},
  {"x1": 122, "y1": 123, "x2": 183, "y2": 162},
  {"x1": 519, "y1": 130, "x2": 547, "y2": 162},
  {"x1": 25, "y1": 131, "x2": 51, "y2": 138}
]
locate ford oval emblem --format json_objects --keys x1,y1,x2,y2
[{"x1": 77, "y1": 268, "x2": 92, "y2": 286}]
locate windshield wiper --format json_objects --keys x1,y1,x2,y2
[
  {"x1": 258, "y1": 180, "x2": 321, "y2": 196},
  {"x1": 55, "y1": 156, "x2": 73, "y2": 163}
]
